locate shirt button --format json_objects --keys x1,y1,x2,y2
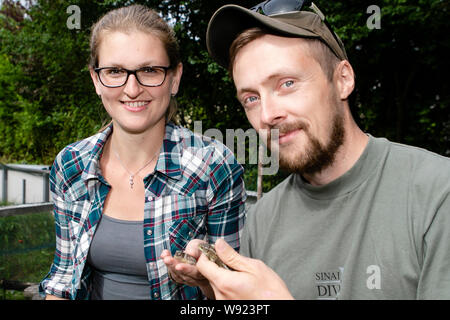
[
  {"x1": 153, "y1": 292, "x2": 160, "y2": 299},
  {"x1": 147, "y1": 229, "x2": 153, "y2": 236},
  {"x1": 188, "y1": 231, "x2": 194, "y2": 237}
]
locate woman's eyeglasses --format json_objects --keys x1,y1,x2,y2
[{"x1": 94, "y1": 66, "x2": 171, "y2": 88}]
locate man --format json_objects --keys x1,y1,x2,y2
[{"x1": 163, "y1": 1, "x2": 450, "y2": 300}]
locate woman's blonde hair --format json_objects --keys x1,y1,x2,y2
[{"x1": 90, "y1": 4, "x2": 180, "y2": 123}]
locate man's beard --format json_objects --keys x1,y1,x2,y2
[{"x1": 266, "y1": 97, "x2": 345, "y2": 176}]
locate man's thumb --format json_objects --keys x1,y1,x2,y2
[{"x1": 215, "y1": 238, "x2": 246, "y2": 271}]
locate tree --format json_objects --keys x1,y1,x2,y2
[
  {"x1": 0, "y1": 0, "x2": 448, "y2": 192},
  {"x1": 0, "y1": 0, "x2": 110, "y2": 162},
  {"x1": 327, "y1": 0, "x2": 449, "y2": 155}
]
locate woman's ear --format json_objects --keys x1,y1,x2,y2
[
  {"x1": 335, "y1": 60, "x2": 355, "y2": 100},
  {"x1": 170, "y1": 62, "x2": 183, "y2": 96},
  {"x1": 90, "y1": 67, "x2": 102, "y2": 96}
]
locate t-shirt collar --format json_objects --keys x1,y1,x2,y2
[{"x1": 295, "y1": 134, "x2": 389, "y2": 199}]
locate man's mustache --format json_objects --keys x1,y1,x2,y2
[{"x1": 265, "y1": 120, "x2": 308, "y2": 143}]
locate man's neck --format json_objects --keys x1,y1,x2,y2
[{"x1": 302, "y1": 125, "x2": 369, "y2": 186}]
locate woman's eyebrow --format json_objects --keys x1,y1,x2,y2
[{"x1": 101, "y1": 61, "x2": 162, "y2": 68}]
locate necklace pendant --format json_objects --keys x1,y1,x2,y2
[
  {"x1": 129, "y1": 175, "x2": 134, "y2": 189},
  {"x1": 112, "y1": 148, "x2": 158, "y2": 191}
]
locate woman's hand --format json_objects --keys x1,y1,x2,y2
[{"x1": 161, "y1": 239, "x2": 214, "y2": 299}]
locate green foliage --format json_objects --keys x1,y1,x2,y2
[
  {"x1": 327, "y1": 0, "x2": 450, "y2": 154},
  {"x1": 0, "y1": 212, "x2": 54, "y2": 253},
  {"x1": 0, "y1": 0, "x2": 109, "y2": 164},
  {"x1": 3, "y1": 290, "x2": 27, "y2": 300},
  {"x1": 0, "y1": 0, "x2": 448, "y2": 191},
  {"x1": 0, "y1": 212, "x2": 55, "y2": 282},
  {"x1": 0, "y1": 53, "x2": 22, "y2": 161}
]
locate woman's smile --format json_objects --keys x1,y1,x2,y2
[{"x1": 121, "y1": 100, "x2": 151, "y2": 112}]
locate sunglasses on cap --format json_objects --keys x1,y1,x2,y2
[{"x1": 250, "y1": 0, "x2": 341, "y2": 47}]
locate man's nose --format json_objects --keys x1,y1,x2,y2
[{"x1": 260, "y1": 94, "x2": 287, "y2": 126}]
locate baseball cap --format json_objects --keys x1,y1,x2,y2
[{"x1": 206, "y1": 2, "x2": 348, "y2": 69}]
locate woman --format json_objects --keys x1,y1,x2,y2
[{"x1": 39, "y1": 4, "x2": 246, "y2": 300}]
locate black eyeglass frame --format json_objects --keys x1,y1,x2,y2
[
  {"x1": 94, "y1": 66, "x2": 171, "y2": 88},
  {"x1": 250, "y1": 0, "x2": 342, "y2": 54}
]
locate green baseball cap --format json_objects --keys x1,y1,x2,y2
[{"x1": 206, "y1": 3, "x2": 348, "y2": 69}]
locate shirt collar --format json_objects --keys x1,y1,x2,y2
[
  {"x1": 81, "y1": 122, "x2": 183, "y2": 183},
  {"x1": 155, "y1": 122, "x2": 182, "y2": 181},
  {"x1": 81, "y1": 123, "x2": 112, "y2": 184}
]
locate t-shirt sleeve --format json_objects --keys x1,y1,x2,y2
[{"x1": 417, "y1": 191, "x2": 450, "y2": 299}]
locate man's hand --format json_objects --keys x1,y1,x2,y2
[
  {"x1": 196, "y1": 238, "x2": 294, "y2": 300},
  {"x1": 161, "y1": 239, "x2": 214, "y2": 299}
]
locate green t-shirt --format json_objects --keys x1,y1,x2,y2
[{"x1": 241, "y1": 135, "x2": 450, "y2": 299}]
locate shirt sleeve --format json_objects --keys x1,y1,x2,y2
[
  {"x1": 39, "y1": 154, "x2": 74, "y2": 299},
  {"x1": 205, "y1": 143, "x2": 247, "y2": 252},
  {"x1": 238, "y1": 205, "x2": 255, "y2": 258},
  {"x1": 417, "y1": 191, "x2": 450, "y2": 299}
]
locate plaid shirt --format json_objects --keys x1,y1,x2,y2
[{"x1": 39, "y1": 122, "x2": 246, "y2": 300}]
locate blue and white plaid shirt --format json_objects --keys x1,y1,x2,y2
[{"x1": 39, "y1": 122, "x2": 246, "y2": 300}]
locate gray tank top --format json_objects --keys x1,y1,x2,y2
[{"x1": 87, "y1": 214, "x2": 150, "y2": 300}]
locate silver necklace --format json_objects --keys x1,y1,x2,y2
[{"x1": 112, "y1": 148, "x2": 158, "y2": 189}]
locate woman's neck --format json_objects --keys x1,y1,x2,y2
[{"x1": 106, "y1": 119, "x2": 166, "y2": 170}]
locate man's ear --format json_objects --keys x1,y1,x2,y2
[
  {"x1": 334, "y1": 60, "x2": 355, "y2": 100},
  {"x1": 90, "y1": 67, "x2": 102, "y2": 96}
]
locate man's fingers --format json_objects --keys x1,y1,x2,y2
[
  {"x1": 185, "y1": 239, "x2": 205, "y2": 258},
  {"x1": 214, "y1": 238, "x2": 248, "y2": 272},
  {"x1": 196, "y1": 252, "x2": 242, "y2": 300},
  {"x1": 196, "y1": 252, "x2": 226, "y2": 281},
  {"x1": 160, "y1": 249, "x2": 171, "y2": 258},
  {"x1": 162, "y1": 253, "x2": 179, "y2": 269}
]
